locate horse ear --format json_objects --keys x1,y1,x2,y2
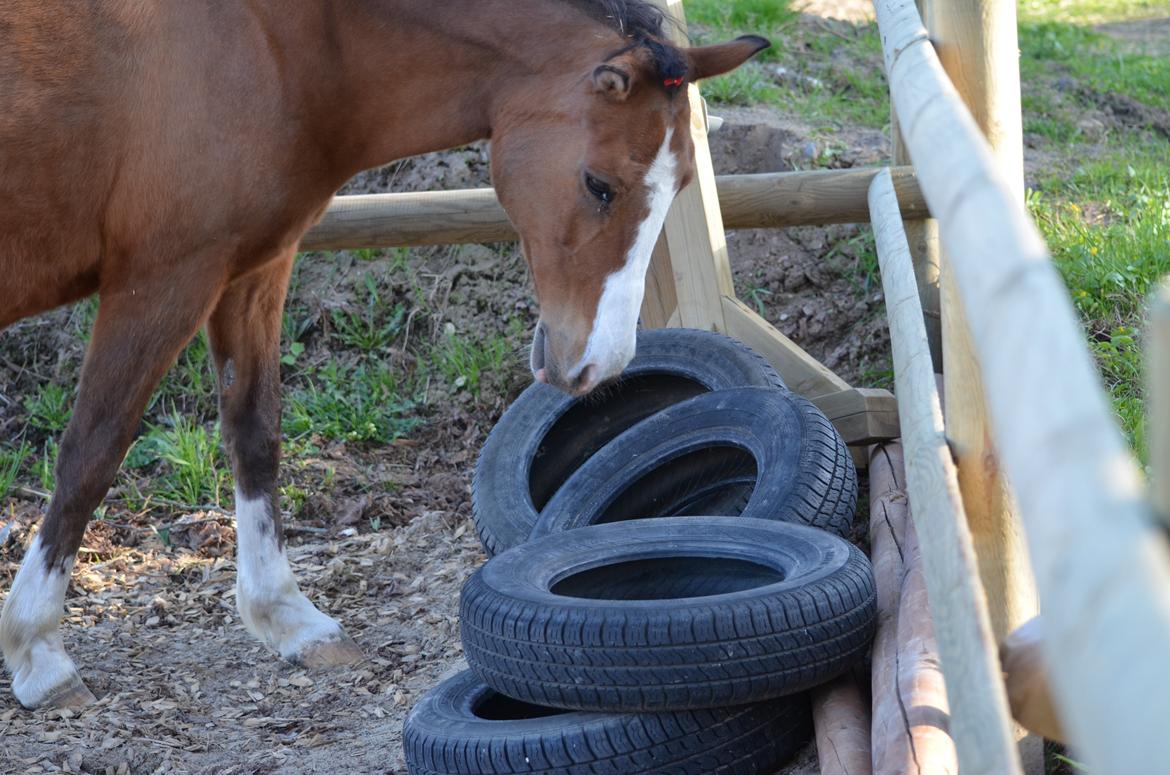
[
  {"x1": 686, "y1": 35, "x2": 771, "y2": 81},
  {"x1": 592, "y1": 64, "x2": 632, "y2": 101}
]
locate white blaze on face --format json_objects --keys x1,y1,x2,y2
[
  {"x1": 571, "y1": 128, "x2": 679, "y2": 382},
  {"x1": 0, "y1": 535, "x2": 81, "y2": 708},
  {"x1": 233, "y1": 490, "x2": 345, "y2": 659}
]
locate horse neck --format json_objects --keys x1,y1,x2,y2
[{"x1": 292, "y1": 0, "x2": 618, "y2": 179}]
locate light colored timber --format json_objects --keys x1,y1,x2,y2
[
  {"x1": 869, "y1": 169, "x2": 1021, "y2": 774},
  {"x1": 299, "y1": 168, "x2": 928, "y2": 252},
  {"x1": 874, "y1": 0, "x2": 1170, "y2": 765},
  {"x1": 1000, "y1": 616, "x2": 1066, "y2": 742},
  {"x1": 812, "y1": 673, "x2": 873, "y2": 775},
  {"x1": 891, "y1": 51, "x2": 942, "y2": 369},
  {"x1": 1152, "y1": 279, "x2": 1170, "y2": 530},
  {"x1": 868, "y1": 443, "x2": 908, "y2": 773},
  {"x1": 812, "y1": 387, "x2": 900, "y2": 446},
  {"x1": 894, "y1": 485, "x2": 959, "y2": 774},
  {"x1": 642, "y1": 0, "x2": 733, "y2": 332},
  {"x1": 926, "y1": 0, "x2": 1038, "y2": 645}
]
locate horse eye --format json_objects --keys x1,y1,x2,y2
[{"x1": 584, "y1": 173, "x2": 614, "y2": 204}]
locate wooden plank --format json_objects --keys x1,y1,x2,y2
[
  {"x1": 869, "y1": 168, "x2": 1022, "y2": 774},
  {"x1": 874, "y1": 0, "x2": 1170, "y2": 768},
  {"x1": 812, "y1": 387, "x2": 900, "y2": 446},
  {"x1": 643, "y1": 0, "x2": 732, "y2": 332},
  {"x1": 300, "y1": 168, "x2": 928, "y2": 252},
  {"x1": 925, "y1": 0, "x2": 1038, "y2": 646},
  {"x1": 1152, "y1": 279, "x2": 1170, "y2": 529},
  {"x1": 722, "y1": 296, "x2": 849, "y2": 398}
]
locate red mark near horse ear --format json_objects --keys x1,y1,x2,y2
[{"x1": 663, "y1": 76, "x2": 685, "y2": 88}]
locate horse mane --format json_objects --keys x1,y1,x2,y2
[{"x1": 564, "y1": 0, "x2": 689, "y2": 86}]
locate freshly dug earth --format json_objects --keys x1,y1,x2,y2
[{"x1": 0, "y1": 26, "x2": 894, "y2": 775}]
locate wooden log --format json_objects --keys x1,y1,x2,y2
[
  {"x1": 298, "y1": 168, "x2": 928, "y2": 252},
  {"x1": 875, "y1": 0, "x2": 1170, "y2": 767},
  {"x1": 1000, "y1": 616, "x2": 1066, "y2": 742},
  {"x1": 1151, "y1": 280, "x2": 1170, "y2": 529},
  {"x1": 869, "y1": 443, "x2": 959, "y2": 775},
  {"x1": 813, "y1": 673, "x2": 873, "y2": 775},
  {"x1": 895, "y1": 505, "x2": 959, "y2": 774},
  {"x1": 869, "y1": 169, "x2": 1021, "y2": 774},
  {"x1": 868, "y1": 443, "x2": 910, "y2": 773}
]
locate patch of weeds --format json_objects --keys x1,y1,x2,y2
[
  {"x1": 431, "y1": 329, "x2": 511, "y2": 397},
  {"x1": 685, "y1": 0, "x2": 799, "y2": 37},
  {"x1": 284, "y1": 361, "x2": 421, "y2": 444},
  {"x1": 152, "y1": 332, "x2": 218, "y2": 422},
  {"x1": 1020, "y1": 0, "x2": 1166, "y2": 25},
  {"x1": 702, "y1": 63, "x2": 782, "y2": 106},
  {"x1": 281, "y1": 483, "x2": 309, "y2": 514},
  {"x1": 1029, "y1": 155, "x2": 1169, "y2": 458},
  {"x1": 24, "y1": 383, "x2": 72, "y2": 434},
  {"x1": 148, "y1": 415, "x2": 230, "y2": 507},
  {"x1": 744, "y1": 286, "x2": 773, "y2": 316},
  {"x1": 34, "y1": 440, "x2": 57, "y2": 492},
  {"x1": 0, "y1": 442, "x2": 30, "y2": 499},
  {"x1": 331, "y1": 276, "x2": 407, "y2": 352}
]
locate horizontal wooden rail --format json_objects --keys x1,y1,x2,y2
[
  {"x1": 301, "y1": 167, "x2": 928, "y2": 251},
  {"x1": 875, "y1": 0, "x2": 1170, "y2": 769},
  {"x1": 870, "y1": 169, "x2": 1021, "y2": 774}
]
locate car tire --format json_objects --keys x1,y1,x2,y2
[
  {"x1": 531, "y1": 387, "x2": 856, "y2": 540},
  {"x1": 472, "y1": 329, "x2": 786, "y2": 556},
  {"x1": 461, "y1": 517, "x2": 876, "y2": 712},
  {"x1": 402, "y1": 669, "x2": 811, "y2": 775}
]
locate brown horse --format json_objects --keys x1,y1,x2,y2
[{"x1": 0, "y1": 0, "x2": 766, "y2": 709}]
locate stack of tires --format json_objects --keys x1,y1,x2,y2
[{"x1": 404, "y1": 329, "x2": 878, "y2": 775}]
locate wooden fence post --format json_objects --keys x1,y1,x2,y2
[{"x1": 926, "y1": 0, "x2": 1039, "y2": 643}]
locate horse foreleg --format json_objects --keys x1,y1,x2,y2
[
  {"x1": 0, "y1": 276, "x2": 222, "y2": 708},
  {"x1": 208, "y1": 253, "x2": 362, "y2": 668}
]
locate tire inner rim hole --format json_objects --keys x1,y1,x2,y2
[
  {"x1": 551, "y1": 555, "x2": 785, "y2": 601},
  {"x1": 597, "y1": 445, "x2": 758, "y2": 524},
  {"x1": 530, "y1": 373, "x2": 707, "y2": 511},
  {"x1": 472, "y1": 691, "x2": 569, "y2": 721}
]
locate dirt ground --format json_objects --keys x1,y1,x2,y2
[{"x1": 2, "y1": 6, "x2": 909, "y2": 774}]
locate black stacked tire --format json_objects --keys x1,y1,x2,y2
[
  {"x1": 531, "y1": 387, "x2": 857, "y2": 540},
  {"x1": 472, "y1": 328, "x2": 786, "y2": 556},
  {"x1": 402, "y1": 670, "x2": 812, "y2": 775},
  {"x1": 461, "y1": 518, "x2": 876, "y2": 712}
]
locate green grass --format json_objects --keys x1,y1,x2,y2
[
  {"x1": 330, "y1": 276, "x2": 407, "y2": 352},
  {"x1": 1029, "y1": 155, "x2": 1170, "y2": 458},
  {"x1": 284, "y1": 360, "x2": 420, "y2": 444},
  {"x1": 430, "y1": 329, "x2": 512, "y2": 397},
  {"x1": 0, "y1": 443, "x2": 30, "y2": 499},
  {"x1": 24, "y1": 383, "x2": 72, "y2": 434},
  {"x1": 685, "y1": 0, "x2": 800, "y2": 33},
  {"x1": 147, "y1": 414, "x2": 230, "y2": 507}
]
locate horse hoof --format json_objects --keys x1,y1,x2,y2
[
  {"x1": 36, "y1": 676, "x2": 96, "y2": 710},
  {"x1": 292, "y1": 633, "x2": 363, "y2": 668}
]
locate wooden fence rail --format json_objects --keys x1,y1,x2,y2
[
  {"x1": 301, "y1": 167, "x2": 927, "y2": 251},
  {"x1": 869, "y1": 169, "x2": 1021, "y2": 774},
  {"x1": 874, "y1": 0, "x2": 1170, "y2": 769}
]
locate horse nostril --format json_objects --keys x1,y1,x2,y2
[{"x1": 572, "y1": 364, "x2": 600, "y2": 395}]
